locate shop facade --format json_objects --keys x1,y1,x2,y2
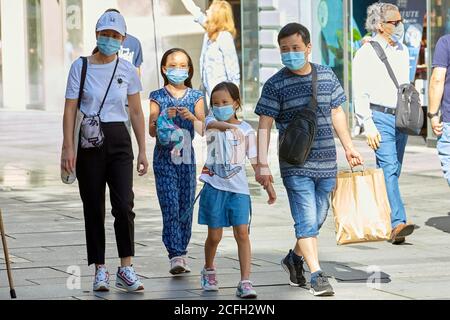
[{"x1": 0, "y1": 0, "x2": 448, "y2": 146}]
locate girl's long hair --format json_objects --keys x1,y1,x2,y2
[
  {"x1": 206, "y1": 0, "x2": 237, "y2": 42},
  {"x1": 160, "y1": 48, "x2": 194, "y2": 88}
]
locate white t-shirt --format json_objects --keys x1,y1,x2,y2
[
  {"x1": 200, "y1": 118, "x2": 257, "y2": 195},
  {"x1": 65, "y1": 57, "x2": 142, "y2": 122}
]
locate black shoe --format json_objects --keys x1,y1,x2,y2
[
  {"x1": 281, "y1": 250, "x2": 306, "y2": 287},
  {"x1": 310, "y1": 272, "x2": 335, "y2": 296}
]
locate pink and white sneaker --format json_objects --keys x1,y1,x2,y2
[
  {"x1": 169, "y1": 256, "x2": 191, "y2": 275},
  {"x1": 115, "y1": 265, "x2": 144, "y2": 292},
  {"x1": 201, "y1": 268, "x2": 219, "y2": 291}
]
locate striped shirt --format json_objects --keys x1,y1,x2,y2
[{"x1": 254, "y1": 63, "x2": 346, "y2": 179}]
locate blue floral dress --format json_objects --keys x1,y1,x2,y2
[{"x1": 149, "y1": 87, "x2": 203, "y2": 259}]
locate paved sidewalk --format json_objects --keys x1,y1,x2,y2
[{"x1": 1, "y1": 110, "x2": 450, "y2": 300}]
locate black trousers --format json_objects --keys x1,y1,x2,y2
[{"x1": 76, "y1": 122, "x2": 135, "y2": 265}]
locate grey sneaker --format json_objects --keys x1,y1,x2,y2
[
  {"x1": 281, "y1": 250, "x2": 306, "y2": 287},
  {"x1": 236, "y1": 280, "x2": 257, "y2": 299},
  {"x1": 310, "y1": 272, "x2": 334, "y2": 296}
]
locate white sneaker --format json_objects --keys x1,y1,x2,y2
[
  {"x1": 115, "y1": 265, "x2": 144, "y2": 292},
  {"x1": 169, "y1": 256, "x2": 190, "y2": 275},
  {"x1": 93, "y1": 265, "x2": 110, "y2": 292}
]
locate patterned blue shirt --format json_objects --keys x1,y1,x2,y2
[
  {"x1": 149, "y1": 87, "x2": 204, "y2": 142},
  {"x1": 255, "y1": 63, "x2": 346, "y2": 179}
]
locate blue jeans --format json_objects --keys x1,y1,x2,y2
[
  {"x1": 437, "y1": 122, "x2": 450, "y2": 186},
  {"x1": 282, "y1": 175, "x2": 336, "y2": 238},
  {"x1": 372, "y1": 111, "x2": 408, "y2": 228}
]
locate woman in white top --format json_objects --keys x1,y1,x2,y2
[
  {"x1": 181, "y1": 0, "x2": 240, "y2": 101},
  {"x1": 61, "y1": 11, "x2": 148, "y2": 293},
  {"x1": 353, "y1": 2, "x2": 415, "y2": 245}
]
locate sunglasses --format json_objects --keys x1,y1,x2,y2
[{"x1": 384, "y1": 19, "x2": 403, "y2": 27}]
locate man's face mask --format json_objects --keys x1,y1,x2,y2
[
  {"x1": 281, "y1": 51, "x2": 307, "y2": 71},
  {"x1": 389, "y1": 22, "x2": 405, "y2": 43}
]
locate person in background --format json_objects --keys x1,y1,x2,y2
[
  {"x1": 181, "y1": 0, "x2": 240, "y2": 103},
  {"x1": 429, "y1": 34, "x2": 450, "y2": 187},
  {"x1": 105, "y1": 8, "x2": 144, "y2": 132},
  {"x1": 353, "y1": 2, "x2": 415, "y2": 245}
]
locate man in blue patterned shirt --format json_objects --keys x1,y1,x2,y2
[{"x1": 255, "y1": 23, "x2": 364, "y2": 297}]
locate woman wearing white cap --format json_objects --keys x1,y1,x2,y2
[{"x1": 61, "y1": 10, "x2": 148, "y2": 293}]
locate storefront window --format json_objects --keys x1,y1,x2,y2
[
  {"x1": 313, "y1": 0, "x2": 345, "y2": 85},
  {"x1": 64, "y1": 0, "x2": 84, "y2": 72},
  {"x1": 26, "y1": 0, "x2": 44, "y2": 109},
  {"x1": 430, "y1": 0, "x2": 450, "y2": 60},
  {"x1": 241, "y1": 0, "x2": 259, "y2": 116},
  {"x1": 0, "y1": 7, "x2": 3, "y2": 108},
  {"x1": 154, "y1": 0, "x2": 209, "y2": 90}
]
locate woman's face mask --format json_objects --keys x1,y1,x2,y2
[
  {"x1": 165, "y1": 68, "x2": 189, "y2": 85},
  {"x1": 97, "y1": 36, "x2": 122, "y2": 56}
]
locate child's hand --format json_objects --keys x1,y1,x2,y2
[
  {"x1": 265, "y1": 183, "x2": 277, "y2": 205},
  {"x1": 178, "y1": 107, "x2": 196, "y2": 122},
  {"x1": 228, "y1": 127, "x2": 245, "y2": 144},
  {"x1": 167, "y1": 107, "x2": 178, "y2": 119}
]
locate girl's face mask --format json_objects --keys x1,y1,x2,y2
[
  {"x1": 165, "y1": 68, "x2": 189, "y2": 85},
  {"x1": 212, "y1": 104, "x2": 235, "y2": 121}
]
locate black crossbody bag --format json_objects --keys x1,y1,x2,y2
[
  {"x1": 279, "y1": 64, "x2": 318, "y2": 166},
  {"x1": 79, "y1": 57, "x2": 120, "y2": 149}
]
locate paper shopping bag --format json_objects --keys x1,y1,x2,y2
[{"x1": 331, "y1": 168, "x2": 392, "y2": 245}]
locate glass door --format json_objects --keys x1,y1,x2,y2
[
  {"x1": 63, "y1": 0, "x2": 84, "y2": 73},
  {"x1": 26, "y1": 0, "x2": 44, "y2": 109},
  {"x1": 0, "y1": 5, "x2": 3, "y2": 108},
  {"x1": 241, "y1": 0, "x2": 259, "y2": 117}
]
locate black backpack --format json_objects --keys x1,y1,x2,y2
[
  {"x1": 279, "y1": 64, "x2": 318, "y2": 166},
  {"x1": 370, "y1": 41, "x2": 424, "y2": 136}
]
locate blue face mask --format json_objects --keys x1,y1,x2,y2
[
  {"x1": 281, "y1": 51, "x2": 307, "y2": 71},
  {"x1": 212, "y1": 105, "x2": 235, "y2": 121},
  {"x1": 97, "y1": 36, "x2": 122, "y2": 56},
  {"x1": 166, "y1": 68, "x2": 189, "y2": 85}
]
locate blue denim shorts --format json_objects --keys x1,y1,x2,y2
[
  {"x1": 282, "y1": 175, "x2": 336, "y2": 238},
  {"x1": 198, "y1": 183, "x2": 251, "y2": 228}
]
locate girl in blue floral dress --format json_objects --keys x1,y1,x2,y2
[{"x1": 149, "y1": 48, "x2": 205, "y2": 274}]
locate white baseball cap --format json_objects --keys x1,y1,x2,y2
[{"x1": 95, "y1": 11, "x2": 127, "y2": 36}]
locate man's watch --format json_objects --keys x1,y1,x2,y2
[{"x1": 427, "y1": 111, "x2": 440, "y2": 119}]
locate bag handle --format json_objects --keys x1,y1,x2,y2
[
  {"x1": 77, "y1": 57, "x2": 88, "y2": 110},
  {"x1": 350, "y1": 164, "x2": 366, "y2": 174},
  {"x1": 369, "y1": 41, "x2": 400, "y2": 89},
  {"x1": 97, "y1": 57, "x2": 120, "y2": 117}
]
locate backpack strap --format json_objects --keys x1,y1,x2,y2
[
  {"x1": 97, "y1": 57, "x2": 120, "y2": 116},
  {"x1": 369, "y1": 41, "x2": 400, "y2": 89},
  {"x1": 77, "y1": 57, "x2": 88, "y2": 110},
  {"x1": 310, "y1": 63, "x2": 318, "y2": 111}
]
